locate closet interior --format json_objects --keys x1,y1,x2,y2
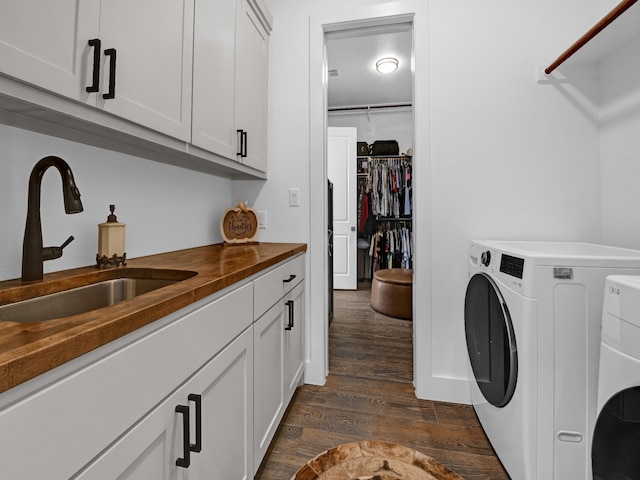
[
  {"x1": 357, "y1": 153, "x2": 413, "y2": 281},
  {"x1": 328, "y1": 104, "x2": 414, "y2": 286}
]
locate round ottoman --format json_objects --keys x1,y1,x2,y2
[{"x1": 371, "y1": 268, "x2": 413, "y2": 319}]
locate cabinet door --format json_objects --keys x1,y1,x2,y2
[
  {"x1": 189, "y1": 327, "x2": 254, "y2": 480},
  {"x1": 235, "y1": 0, "x2": 270, "y2": 172},
  {"x1": 97, "y1": 0, "x2": 194, "y2": 140},
  {"x1": 191, "y1": 0, "x2": 237, "y2": 159},
  {"x1": 76, "y1": 327, "x2": 253, "y2": 480},
  {"x1": 0, "y1": 0, "x2": 100, "y2": 103},
  {"x1": 284, "y1": 281, "x2": 305, "y2": 405},
  {"x1": 74, "y1": 386, "x2": 185, "y2": 480},
  {"x1": 253, "y1": 300, "x2": 284, "y2": 471}
]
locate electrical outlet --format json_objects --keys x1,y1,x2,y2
[
  {"x1": 257, "y1": 210, "x2": 267, "y2": 229},
  {"x1": 289, "y1": 188, "x2": 300, "y2": 207}
]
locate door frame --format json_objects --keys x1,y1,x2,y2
[{"x1": 307, "y1": 1, "x2": 432, "y2": 397}]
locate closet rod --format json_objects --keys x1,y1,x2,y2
[
  {"x1": 545, "y1": 0, "x2": 637, "y2": 74},
  {"x1": 328, "y1": 103, "x2": 412, "y2": 112}
]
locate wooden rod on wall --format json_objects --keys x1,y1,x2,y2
[
  {"x1": 545, "y1": 0, "x2": 638, "y2": 74},
  {"x1": 328, "y1": 103, "x2": 412, "y2": 113}
]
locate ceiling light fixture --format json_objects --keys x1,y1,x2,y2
[{"x1": 375, "y1": 57, "x2": 399, "y2": 73}]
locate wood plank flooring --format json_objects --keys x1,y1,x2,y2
[{"x1": 254, "y1": 283, "x2": 510, "y2": 479}]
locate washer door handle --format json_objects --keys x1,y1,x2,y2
[{"x1": 557, "y1": 430, "x2": 583, "y2": 443}]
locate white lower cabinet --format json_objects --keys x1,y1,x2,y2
[
  {"x1": 253, "y1": 254, "x2": 305, "y2": 472},
  {"x1": 0, "y1": 282, "x2": 253, "y2": 480},
  {"x1": 76, "y1": 326, "x2": 253, "y2": 480},
  {"x1": 0, "y1": 254, "x2": 305, "y2": 479}
]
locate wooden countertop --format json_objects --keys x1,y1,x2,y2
[{"x1": 0, "y1": 242, "x2": 306, "y2": 394}]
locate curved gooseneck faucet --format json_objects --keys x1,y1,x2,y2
[{"x1": 22, "y1": 156, "x2": 83, "y2": 282}]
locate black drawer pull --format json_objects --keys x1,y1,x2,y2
[
  {"x1": 86, "y1": 39, "x2": 101, "y2": 93},
  {"x1": 175, "y1": 404, "x2": 191, "y2": 468},
  {"x1": 283, "y1": 274, "x2": 296, "y2": 283},
  {"x1": 103, "y1": 48, "x2": 117, "y2": 99},
  {"x1": 188, "y1": 394, "x2": 202, "y2": 453},
  {"x1": 285, "y1": 300, "x2": 294, "y2": 330}
]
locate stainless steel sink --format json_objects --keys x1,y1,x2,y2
[{"x1": 0, "y1": 269, "x2": 197, "y2": 323}]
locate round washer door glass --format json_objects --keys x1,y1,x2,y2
[
  {"x1": 592, "y1": 386, "x2": 640, "y2": 477},
  {"x1": 464, "y1": 272, "x2": 518, "y2": 407}
]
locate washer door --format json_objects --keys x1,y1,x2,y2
[
  {"x1": 464, "y1": 273, "x2": 518, "y2": 407},
  {"x1": 592, "y1": 387, "x2": 640, "y2": 478}
]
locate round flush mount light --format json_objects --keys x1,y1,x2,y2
[{"x1": 375, "y1": 57, "x2": 399, "y2": 73}]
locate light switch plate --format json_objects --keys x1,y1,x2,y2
[
  {"x1": 257, "y1": 210, "x2": 267, "y2": 229},
  {"x1": 289, "y1": 188, "x2": 300, "y2": 207}
]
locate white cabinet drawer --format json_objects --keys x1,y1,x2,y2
[
  {"x1": 254, "y1": 254, "x2": 305, "y2": 320},
  {"x1": 0, "y1": 281, "x2": 253, "y2": 480}
]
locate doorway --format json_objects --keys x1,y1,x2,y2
[
  {"x1": 307, "y1": 3, "x2": 430, "y2": 395},
  {"x1": 326, "y1": 23, "x2": 413, "y2": 295}
]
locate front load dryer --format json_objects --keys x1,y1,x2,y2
[
  {"x1": 465, "y1": 241, "x2": 640, "y2": 480},
  {"x1": 592, "y1": 275, "x2": 640, "y2": 478}
]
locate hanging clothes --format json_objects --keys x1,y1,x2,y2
[
  {"x1": 358, "y1": 154, "x2": 413, "y2": 278},
  {"x1": 368, "y1": 156, "x2": 412, "y2": 220}
]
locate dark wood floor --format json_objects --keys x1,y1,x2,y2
[{"x1": 254, "y1": 283, "x2": 510, "y2": 479}]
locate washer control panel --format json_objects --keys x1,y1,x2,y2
[{"x1": 500, "y1": 254, "x2": 524, "y2": 279}]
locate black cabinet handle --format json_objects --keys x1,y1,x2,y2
[
  {"x1": 175, "y1": 404, "x2": 191, "y2": 468},
  {"x1": 103, "y1": 48, "x2": 117, "y2": 99},
  {"x1": 283, "y1": 274, "x2": 296, "y2": 283},
  {"x1": 188, "y1": 394, "x2": 202, "y2": 453},
  {"x1": 241, "y1": 131, "x2": 247, "y2": 158},
  {"x1": 86, "y1": 39, "x2": 101, "y2": 93},
  {"x1": 285, "y1": 300, "x2": 294, "y2": 330},
  {"x1": 236, "y1": 129, "x2": 247, "y2": 157},
  {"x1": 236, "y1": 129, "x2": 244, "y2": 156}
]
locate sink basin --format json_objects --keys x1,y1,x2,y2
[{"x1": 0, "y1": 268, "x2": 197, "y2": 322}]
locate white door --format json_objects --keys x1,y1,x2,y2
[{"x1": 328, "y1": 127, "x2": 357, "y2": 290}]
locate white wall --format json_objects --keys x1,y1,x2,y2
[
  {"x1": 328, "y1": 109, "x2": 413, "y2": 154},
  {"x1": 600, "y1": 34, "x2": 640, "y2": 248},
  {"x1": 0, "y1": 125, "x2": 231, "y2": 280},
  {"x1": 240, "y1": 0, "x2": 602, "y2": 404},
  {"x1": 428, "y1": 2, "x2": 602, "y2": 400}
]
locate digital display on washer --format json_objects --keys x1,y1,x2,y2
[{"x1": 500, "y1": 254, "x2": 524, "y2": 279}]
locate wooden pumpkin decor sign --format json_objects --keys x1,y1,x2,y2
[{"x1": 221, "y1": 200, "x2": 259, "y2": 244}]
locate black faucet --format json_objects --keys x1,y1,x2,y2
[{"x1": 21, "y1": 156, "x2": 84, "y2": 282}]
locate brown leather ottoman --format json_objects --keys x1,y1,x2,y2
[{"x1": 371, "y1": 268, "x2": 413, "y2": 319}]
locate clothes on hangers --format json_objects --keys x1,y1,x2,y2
[
  {"x1": 356, "y1": 155, "x2": 413, "y2": 279},
  {"x1": 368, "y1": 157, "x2": 412, "y2": 219}
]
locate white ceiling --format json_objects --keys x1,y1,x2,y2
[{"x1": 325, "y1": 23, "x2": 413, "y2": 110}]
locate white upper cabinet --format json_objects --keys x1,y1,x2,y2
[
  {"x1": 0, "y1": 0, "x2": 100, "y2": 102},
  {"x1": 96, "y1": 0, "x2": 194, "y2": 141},
  {"x1": 192, "y1": 0, "x2": 238, "y2": 160},
  {"x1": 0, "y1": 0, "x2": 194, "y2": 141},
  {"x1": 235, "y1": 0, "x2": 270, "y2": 172},
  {"x1": 0, "y1": 0, "x2": 270, "y2": 177},
  {"x1": 192, "y1": 0, "x2": 271, "y2": 172}
]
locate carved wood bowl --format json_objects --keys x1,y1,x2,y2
[{"x1": 291, "y1": 441, "x2": 464, "y2": 480}]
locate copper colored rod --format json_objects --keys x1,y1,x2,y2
[{"x1": 545, "y1": 0, "x2": 638, "y2": 74}]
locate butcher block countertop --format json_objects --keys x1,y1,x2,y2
[{"x1": 0, "y1": 242, "x2": 306, "y2": 394}]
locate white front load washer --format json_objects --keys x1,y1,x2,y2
[
  {"x1": 592, "y1": 275, "x2": 640, "y2": 478},
  {"x1": 465, "y1": 241, "x2": 640, "y2": 480}
]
